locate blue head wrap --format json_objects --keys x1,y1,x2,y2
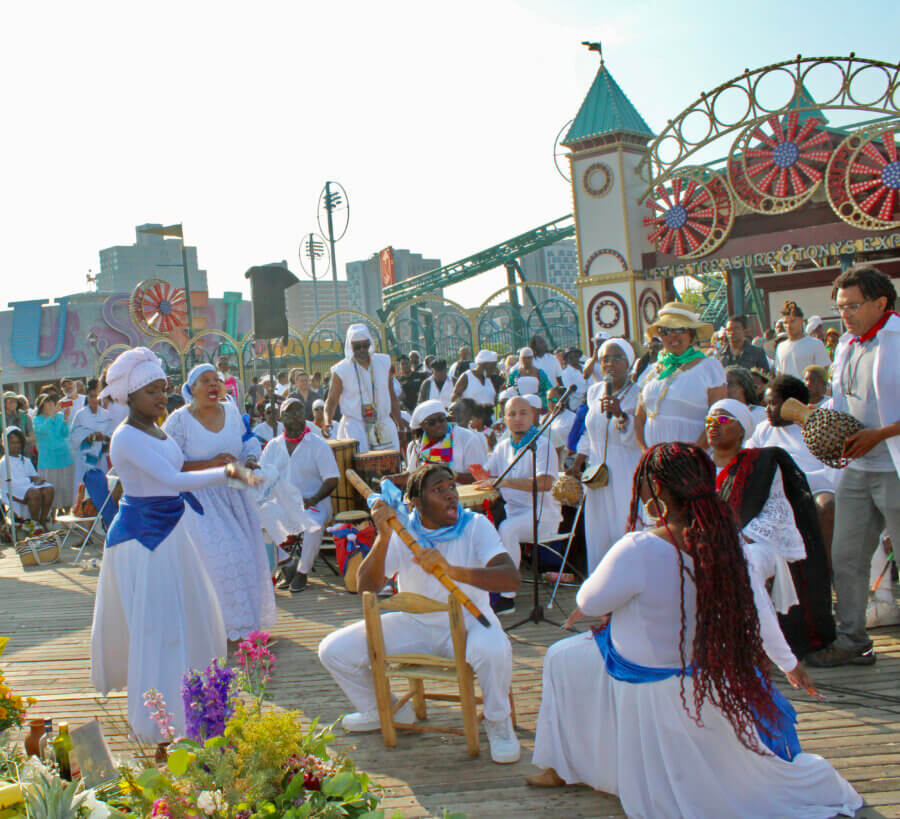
[
  {"x1": 366, "y1": 478, "x2": 474, "y2": 546},
  {"x1": 182, "y1": 363, "x2": 218, "y2": 404}
]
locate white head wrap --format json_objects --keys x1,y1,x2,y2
[
  {"x1": 708, "y1": 398, "x2": 755, "y2": 438},
  {"x1": 474, "y1": 349, "x2": 498, "y2": 365},
  {"x1": 598, "y1": 338, "x2": 635, "y2": 367},
  {"x1": 312, "y1": 398, "x2": 325, "y2": 410},
  {"x1": 344, "y1": 323, "x2": 373, "y2": 360},
  {"x1": 498, "y1": 387, "x2": 517, "y2": 402},
  {"x1": 524, "y1": 394, "x2": 543, "y2": 410},
  {"x1": 806, "y1": 315, "x2": 823, "y2": 334},
  {"x1": 99, "y1": 347, "x2": 166, "y2": 405},
  {"x1": 410, "y1": 399, "x2": 446, "y2": 431},
  {"x1": 182, "y1": 363, "x2": 218, "y2": 403},
  {"x1": 518, "y1": 346, "x2": 534, "y2": 359}
]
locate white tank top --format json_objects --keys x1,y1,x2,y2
[{"x1": 461, "y1": 370, "x2": 496, "y2": 406}]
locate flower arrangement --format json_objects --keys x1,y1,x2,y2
[
  {"x1": 0, "y1": 637, "x2": 36, "y2": 734},
  {"x1": 182, "y1": 660, "x2": 236, "y2": 742}
]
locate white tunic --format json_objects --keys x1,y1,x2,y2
[
  {"x1": 163, "y1": 404, "x2": 276, "y2": 640},
  {"x1": 577, "y1": 381, "x2": 642, "y2": 572},
  {"x1": 422, "y1": 376, "x2": 454, "y2": 408},
  {"x1": 459, "y1": 370, "x2": 496, "y2": 407},
  {"x1": 534, "y1": 352, "x2": 562, "y2": 385},
  {"x1": 641, "y1": 356, "x2": 726, "y2": 447},
  {"x1": 69, "y1": 405, "x2": 114, "y2": 492},
  {"x1": 745, "y1": 421, "x2": 838, "y2": 495},
  {"x1": 0, "y1": 454, "x2": 51, "y2": 518},
  {"x1": 487, "y1": 435, "x2": 561, "y2": 532},
  {"x1": 332, "y1": 354, "x2": 399, "y2": 454},
  {"x1": 90, "y1": 424, "x2": 229, "y2": 742},
  {"x1": 405, "y1": 424, "x2": 487, "y2": 475},
  {"x1": 532, "y1": 530, "x2": 862, "y2": 819}
]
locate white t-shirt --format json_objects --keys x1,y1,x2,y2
[
  {"x1": 534, "y1": 353, "x2": 562, "y2": 385},
  {"x1": 774, "y1": 336, "x2": 831, "y2": 379},
  {"x1": 253, "y1": 420, "x2": 284, "y2": 443},
  {"x1": 260, "y1": 430, "x2": 340, "y2": 516},
  {"x1": 486, "y1": 435, "x2": 560, "y2": 524},
  {"x1": 383, "y1": 513, "x2": 506, "y2": 627},
  {"x1": 745, "y1": 420, "x2": 839, "y2": 494}
]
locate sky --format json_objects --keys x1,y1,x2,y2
[{"x1": 2, "y1": 0, "x2": 897, "y2": 309}]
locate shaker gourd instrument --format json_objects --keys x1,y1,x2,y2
[{"x1": 779, "y1": 398, "x2": 864, "y2": 469}]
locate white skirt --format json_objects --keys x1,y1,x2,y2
[
  {"x1": 181, "y1": 485, "x2": 277, "y2": 641},
  {"x1": 90, "y1": 515, "x2": 226, "y2": 742},
  {"x1": 532, "y1": 632, "x2": 862, "y2": 819}
]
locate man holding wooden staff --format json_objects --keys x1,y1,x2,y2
[
  {"x1": 318, "y1": 463, "x2": 522, "y2": 764},
  {"x1": 807, "y1": 265, "x2": 900, "y2": 668}
]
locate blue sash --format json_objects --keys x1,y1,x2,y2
[
  {"x1": 594, "y1": 624, "x2": 801, "y2": 762},
  {"x1": 106, "y1": 493, "x2": 203, "y2": 551}
]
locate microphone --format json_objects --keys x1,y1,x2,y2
[{"x1": 603, "y1": 375, "x2": 614, "y2": 418}]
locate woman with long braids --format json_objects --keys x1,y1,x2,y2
[{"x1": 528, "y1": 443, "x2": 860, "y2": 818}]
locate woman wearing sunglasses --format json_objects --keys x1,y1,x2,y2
[
  {"x1": 708, "y1": 399, "x2": 835, "y2": 664},
  {"x1": 634, "y1": 303, "x2": 727, "y2": 452}
]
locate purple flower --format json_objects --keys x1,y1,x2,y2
[{"x1": 181, "y1": 660, "x2": 236, "y2": 741}]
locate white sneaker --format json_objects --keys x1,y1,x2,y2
[
  {"x1": 484, "y1": 716, "x2": 520, "y2": 764},
  {"x1": 341, "y1": 700, "x2": 416, "y2": 733},
  {"x1": 866, "y1": 598, "x2": 900, "y2": 629}
]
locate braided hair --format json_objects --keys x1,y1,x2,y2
[{"x1": 627, "y1": 442, "x2": 776, "y2": 753}]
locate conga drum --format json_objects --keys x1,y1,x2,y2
[
  {"x1": 328, "y1": 438, "x2": 359, "y2": 514},
  {"x1": 352, "y1": 450, "x2": 402, "y2": 498},
  {"x1": 457, "y1": 484, "x2": 501, "y2": 516}
]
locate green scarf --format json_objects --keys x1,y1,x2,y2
[{"x1": 656, "y1": 346, "x2": 707, "y2": 379}]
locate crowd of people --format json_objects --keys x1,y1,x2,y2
[{"x1": 5, "y1": 262, "x2": 897, "y2": 817}]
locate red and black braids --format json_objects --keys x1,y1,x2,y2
[{"x1": 627, "y1": 442, "x2": 777, "y2": 754}]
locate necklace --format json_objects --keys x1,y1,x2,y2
[
  {"x1": 643, "y1": 359, "x2": 702, "y2": 419},
  {"x1": 841, "y1": 342, "x2": 867, "y2": 399}
]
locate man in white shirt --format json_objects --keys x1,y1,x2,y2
[
  {"x1": 560, "y1": 348, "x2": 587, "y2": 407},
  {"x1": 261, "y1": 397, "x2": 339, "y2": 592},
  {"x1": 480, "y1": 397, "x2": 561, "y2": 616},
  {"x1": 58, "y1": 376, "x2": 86, "y2": 420},
  {"x1": 318, "y1": 463, "x2": 521, "y2": 763},
  {"x1": 807, "y1": 266, "x2": 900, "y2": 668},
  {"x1": 774, "y1": 301, "x2": 831, "y2": 378},
  {"x1": 529, "y1": 335, "x2": 563, "y2": 387}
]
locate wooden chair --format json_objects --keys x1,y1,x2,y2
[{"x1": 362, "y1": 591, "x2": 516, "y2": 757}]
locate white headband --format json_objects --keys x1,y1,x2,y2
[
  {"x1": 599, "y1": 338, "x2": 635, "y2": 367},
  {"x1": 708, "y1": 398, "x2": 756, "y2": 438},
  {"x1": 99, "y1": 347, "x2": 167, "y2": 405},
  {"x1": 475, "y1": 350, "x2": 497, "y2": 364},
  {"x1": 410, "y1": 399, "x2": 446, "y2": 431}
]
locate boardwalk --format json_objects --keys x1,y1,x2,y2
[{"x1": 2, "y1": 539, "x2": 898, "y2": 818}]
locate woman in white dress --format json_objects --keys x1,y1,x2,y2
[
  {"x1": 0, "y1": 427, "x2": 54, "y2": 527},
  {"x1": 528, "y1": 442, "x2": 861, "y2": 819},
  {"x1": 90, "y1": 348, "x2": 260, "y2": 741},
  {"x1": 69, "y1": 378, "x2": 114, "y2": 494},
  {"x1": 568, "y1": 339, "x2": 642, "y2": 572},
  {"x1": 163, "y1": 364, "x2": 276, "y2": 641},
  {"x1": 452, "y1": 350, "x2": 498, "y2": 410},
  {"x1": 635, "y1": 302, "x2": 727, "y2": 450}
]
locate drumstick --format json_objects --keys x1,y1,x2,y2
[{"x1": 346, "y1": 469, "x2": 492, "y2": 628}]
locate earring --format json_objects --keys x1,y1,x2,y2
[{"x1": 649, "y1": 497, "x2": 668, "y2": 522}]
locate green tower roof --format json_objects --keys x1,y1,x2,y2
[
  {"x1": 563, "y1": 63, "x2": 654, "y2": 146},
  {"x1": 786, "y1": 82, "x2": 828, "y2": 126}
]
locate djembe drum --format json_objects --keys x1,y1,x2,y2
[
  {"x1": 352, "y1": 449, "x2": 402, "y2": 497},
  {"x1": 780, "y1": 398, "x2": 864, "y2": 469}
]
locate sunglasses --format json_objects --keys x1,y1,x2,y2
[
  {"x1": 422, "y1": 415, "x2": 447, "y2": 426},
  {"x1": 351, "y1": 341, "x2": 370, "y2": 350},
  {"x1": 657, "y1": 327, "x2": 690, "y2": 337},
  {"x1": 704, "y1": 414, "x2": 735, "y2": 427}
]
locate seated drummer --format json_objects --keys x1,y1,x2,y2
[
  {"x1": 404, "y1": 399, "x2": 487, "y2": 484},
  {"x1": 318, "y1": 463, "x2": 522, "y2": 764}
]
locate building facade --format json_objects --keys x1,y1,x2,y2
[
  {"x1": 284, "y1": 279, "x2": 350, "y2": 334},
  {"x1": 346, "y1": 248, "x2": 442, "y2": 315},
  {"x1": 97, "y1": 224, "x2": 208, "y2": 293},
  {"x1": 517, "y1": 238, "x2": 579, "y2": 297}
]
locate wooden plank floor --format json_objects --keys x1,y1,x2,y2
[{"x1": 2, "y1": 539, "x2": 898, "y2": 818}]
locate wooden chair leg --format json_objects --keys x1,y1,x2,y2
[
  {"x1": 509, "y1": 691, "x2": 518, "y2": 729},
  {"x1": 410, "y1": 678, "x2": 427, "y2": 720},
  {"x1": 363, "y1": 593, "x2": 396, "y2": 748},
  {"x1": 458, "y1": 663, "x2": 480, "y2": 757}
]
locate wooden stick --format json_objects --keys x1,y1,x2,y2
[{"x1": 346, "y1": 469, "x2": 492, "y2": 628}]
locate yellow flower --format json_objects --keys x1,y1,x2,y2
[
  {"x1": 0, "y1": 707, "x2": 7, "y2": 719},
  {"x1": 26, "y1": 697, "x2": 36, "y2": 706},
  {"x1": 10, "y1": 696, "x2": 22, "y2": 708}
]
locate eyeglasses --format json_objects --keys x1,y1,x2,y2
[
  {"x1": 832, "y1": 300, "x2": 872, "y2": 316},
  {"x1": 657, "y1": 327, "x2": 690, "y2": 337},
  {"x1": 704, "y1": 414, "x2": 735, "y2": 427}
]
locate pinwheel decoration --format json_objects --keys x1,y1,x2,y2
[
  {"x1": 643, "y1": 168, "x2": 734, "y2": 259},
  {"x1": 130, "y1": 278, "x2": 188, "y2": 337}
]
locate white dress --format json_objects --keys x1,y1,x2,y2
[
  {"x1": 90, "y1": 424, "x2": 228, "y2": 742},
  {"x1": 0, "y1": 454, "x2": 51, "y2": 518},
  {"x1": 332, "y1": 354, "x2": 399, "y2": 454},
  {"x1": 69, "y1": 405, "x2": 114, "y2": 493},
  {"x1": 163, "y1": 404, "x2": 276, "y2": 640},
  {"x1": 577, "y1": 381, "x2": 641, "y2": 572},
  {"x1": 745, "y1": 421, "x2": 839, "y2": 495},
  {"x1": 460, "y1": 371, "x2": 496, "y2": 406},
  {"x1": 640, "y1": 357, "x2": 726, "y2": 446},
  {"x1": 532, "y1": 531, "x2": 861, "y2": 819}
]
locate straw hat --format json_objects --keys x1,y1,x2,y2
[{"x1": 646, "y1": 302, "x2": 713, "y2": 342}]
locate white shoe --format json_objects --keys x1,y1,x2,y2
[
  {"x1": 484, "y1": 716, "x2": 520, "y2": 764},
  {"x1": 341, "y1": 700, "x2": 416, "y2": 733},
  {"x1": 866, "y1": 598, "x2": 900, "y2": 629}
]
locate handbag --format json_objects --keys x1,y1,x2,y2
[{"x1": 581, "y1": 411, "x2": 611, "y2": 488}]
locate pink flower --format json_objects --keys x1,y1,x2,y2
[{"x1": 151, "y1": 798, "x2": 171, "y2": 817}]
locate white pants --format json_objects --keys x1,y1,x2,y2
[
  {"x1": 318, "y1": 612, "x2": 513, "y2": 721},
  {"x1": 498, "y1": 508, "x2": 561, "y2": 598},
  {"x1": 299, "y1": 504, "x2": 330, "y2": 574}
]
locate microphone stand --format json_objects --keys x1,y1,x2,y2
[{"x1": 492, "y1": 385, "x2": 575, "y2": 631}]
